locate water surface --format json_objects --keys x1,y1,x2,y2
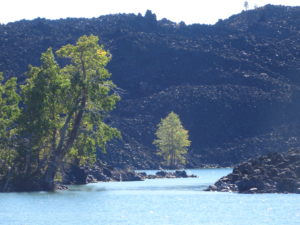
[{"x1": 1, "y1": 168, "x2": 299, "y2": 225}]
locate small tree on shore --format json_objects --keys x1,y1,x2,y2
[{"x1": 153, "y1": 112, "x2": 191, "y2": 168}]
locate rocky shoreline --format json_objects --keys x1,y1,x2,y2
[
  {"x1": 58, "y1": 161, "x2": 197, "y2": 190},
  {"x1": 206, "y1": 149, "x2": 300, "y2": 194},
  {"x1": 138, "y1": 170, "x2": 197, "y2": 179}
]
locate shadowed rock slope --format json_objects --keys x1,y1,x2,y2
[{"x1": 0, "y1": 5, "x2": 300, "y2": 168}]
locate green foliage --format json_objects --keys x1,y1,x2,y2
[
  {"x1": 0, "y1": 73, "x2": 20, "y2": 173},
  {"x1": 56, "y1": 35, "x2": 120, "y2": 165},
  {"x1": 0, "y1": 35, "x2": 120, "y2": 191},
  {"x1": 20, "y1": 48, "x2": 68, "y2": 154},
  {"x1": 153, "y1": 112, "x2": 191, "y2": 168}
]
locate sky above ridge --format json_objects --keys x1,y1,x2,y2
[{"x1": 0, "y1": 0, "x2": 299, "y2": 25}]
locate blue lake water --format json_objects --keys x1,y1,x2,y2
[{"x1": 0, "y1": 168, "x2": 300, "y2": 225}]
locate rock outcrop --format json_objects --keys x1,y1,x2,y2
[
  {"x1": 206, "y1": 149, "x2": 300, "y2": 193},
  {"x1": 62, "y1": 161, "x2": 143, "y2": 185},
  {"x1": 62, "y1": 162, "x2": 197, "y2": 186},
  {"x1": 138, "y1": 170, "x2": 197, "y2": 179}
]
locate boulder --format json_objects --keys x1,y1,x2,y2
[
  {"x1": 175, "y1": 170, "x2": 188, "y2": 178},
  {"x1": 156, "y1": 170, "x2": 168, "y2": 177}
]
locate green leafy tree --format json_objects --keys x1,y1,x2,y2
[
  {"x1": 18, "y1": 48, "x2": 70, "y2": 184},
  {"x1": 0, "y1": 73, "x2": 20, "y2": 176},
  {"x1": 153, "y1": 112, "x2": 191, "y2": 168},
  {"x1": 16, "y1": 35, "x2": 120, "y2": 191}
]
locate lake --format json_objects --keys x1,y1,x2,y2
[{"x1": 0, "y1": 168, "x2": 299, "y2": 225}]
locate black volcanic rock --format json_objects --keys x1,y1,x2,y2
[
  {"x1": 62, "y1": 161, "x2": 143, "y2": 185},
  {"x1": 0, "y1": 5, "x2": 300, "y2": 168},
  {"x1": 206, "y1": 149, "x2": 300, "y2": 193},
  {"x1": 138, "y1": 170, "x2": 197, "y2": 179}
]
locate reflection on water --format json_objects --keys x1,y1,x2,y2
[{"x1": 1, "y1": 168, "x2": 300, "y2": 225}]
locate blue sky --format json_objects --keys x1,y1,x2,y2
[{"x1": 0, "y1": 0, "x2": 299, "y2": 24}]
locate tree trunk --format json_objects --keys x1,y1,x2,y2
[
  {"x1": 43, "y1": 96, "x2": 86, "y2": 191},
  {"x1": 42, "y1": 51, "x2": 88, "y2": 192},
  {"x1": 2, "y1": 167, "x2": 13, "y2": 192},
  {"x1": 43, "y1": 153, "x2": 62, "y2": 191}
]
